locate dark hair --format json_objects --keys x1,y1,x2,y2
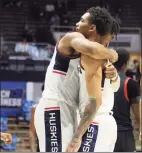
[
  {"x1": 87, "y1": 7, "x2": 120, "y2": 36},
  {"x1": 114, "y1": 48, "x2": 130, "y2": 70}
]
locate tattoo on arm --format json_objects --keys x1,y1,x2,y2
[{"x1": 72, "y1": 98, "x2": 97, "y2": 141}]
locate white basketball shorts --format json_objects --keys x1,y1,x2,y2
[
  {"x1": 34, "y1": 97, "x2": 78, "y2": 152},
  {"x1": 78, "y1": 112, "x2": 117, "y2": 152}
]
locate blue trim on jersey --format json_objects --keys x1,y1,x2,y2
[
  {"x1": 53, "y1": 51, "x2": 71, "y2": 73},
  {"x1": 78, "y1": 124, "x2": 99, "y2": 152},
  {"x1": 44, "y1": 109, "x2": 62, "y2": 152}
]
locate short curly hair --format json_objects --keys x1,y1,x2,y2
[
  {"x1": 87, "y1": 7, "x2": 120, "y2": 36},
  {"x1": 114, "y1": 48, "x2": 130, "y2": 70}
]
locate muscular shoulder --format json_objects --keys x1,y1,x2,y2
[
  {"x1": 60, "y1": 32, "x2": 85, "y2": 44},
  {"x1": 58, "y1": 32, "x2": 85, "y2": 55}
]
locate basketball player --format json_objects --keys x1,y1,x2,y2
[
  {"x1": 67, "y1": 59, "x2": 120, "y2": 152},
  {"x1": 113, "y1": 49, "x2": 141, "y2": 152},
  {"x1": 0, "y1": 132, "x2": 12, "y2": 145},
  {"x1": 66, "y1": 8, "x2": 120, "y2": 152},
  {"x1": 34, "y1": 7, "x2": 119, "y2": 152}
]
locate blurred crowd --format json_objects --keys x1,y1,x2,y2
[
  {"x1": 0, "y1": 0, "x2": 141, "y2": 85},
  {"x1": 28, "y1": 0, "x2": 76, "y2": 26},
  {"x1": 1, "y1": 32, "x2": 54, "y2": 59},
  {"x1": 3, "y1": 0, "x2": 76, "y2": 26},
  {"x1": 100, "y1": 0, "x2": 122, "y2": 25},
  {"x1": 1, "y1": 0, "x2": 77, "y2": 59}
]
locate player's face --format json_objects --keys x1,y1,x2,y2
[
  {"x1": 76, "y1": 13, "x2": 94, "y2": 37},
  {"x1": 76, "y1": 13, "x2": 113, "y2": 44}
]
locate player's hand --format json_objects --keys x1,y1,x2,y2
[
  {"x1": 109, "y1": 49, "x2": 118, "y2": 63},
  {"x1": 104, "y1": 62, "x2": 118, "y2": 80},
  {"x1": 1, "y1": 132, "x2": 12, "y2": 145},
  {"x1": 66, "y1": 138, "x2": 81, "y2": 152},
  {"x1": 139, "y1": 133, "x2": 142, "y2": 141}
]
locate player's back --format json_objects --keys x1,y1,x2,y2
[{"x1": 42, "y1": 44, "x2": 80, "y2": 107}]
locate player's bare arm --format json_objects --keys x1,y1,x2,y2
[
  {"x1": 66, "y1": 56, "x2": 103, "y2": 152},
  {"x1": 131, "y1": 99, "x2": 142, "y2": 141},
  {"x1": 58, "y1": 32, "x2": 118, "y2": 63},
  {"x1": 66, "y1": 70, "x2": 102, "y2": 152},
  {"x1": 132, "y1": 102, "x2": 141, "y2": 125},
  {"x1": 29, "y1": 107, "x2": 37, "y2": 152}
]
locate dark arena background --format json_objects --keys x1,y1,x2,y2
[{"x1": 0, "y1": 0, "x2": 142, "y2": 152}]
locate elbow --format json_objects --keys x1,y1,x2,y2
[
  {"x1": 96, "y1": 100, "x2": 102, "y2": 112},
  {"x1": 84, "y1": 102, "x2": 96, "y2": 116},
  {"x1": 86, "y1": 99, "x2": 100, "y2": 116}
]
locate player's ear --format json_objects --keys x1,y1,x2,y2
[{"x1": 89, "y1": 25, "x2": 96, "y2": 33}]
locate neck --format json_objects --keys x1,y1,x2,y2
[
  {"x1": 118, "y1": 67, "x2": 126, "y2": 74},
  {"x1": 119, "y1": 69, "x2": 125, "y2": 74},
  {"x1": 88, "y1": 34, "x2": 100, "y2": 42},
  {"x1": 117, "y1": 65, "x2": 126, "y2": 74}
]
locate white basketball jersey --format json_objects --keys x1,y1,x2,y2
[
  {"x1": 78, "y1": 68, "x2": 114, "y2": 115},
  {"x1": 42, "y1": 45, "x2": 80, "y2": 108}
]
